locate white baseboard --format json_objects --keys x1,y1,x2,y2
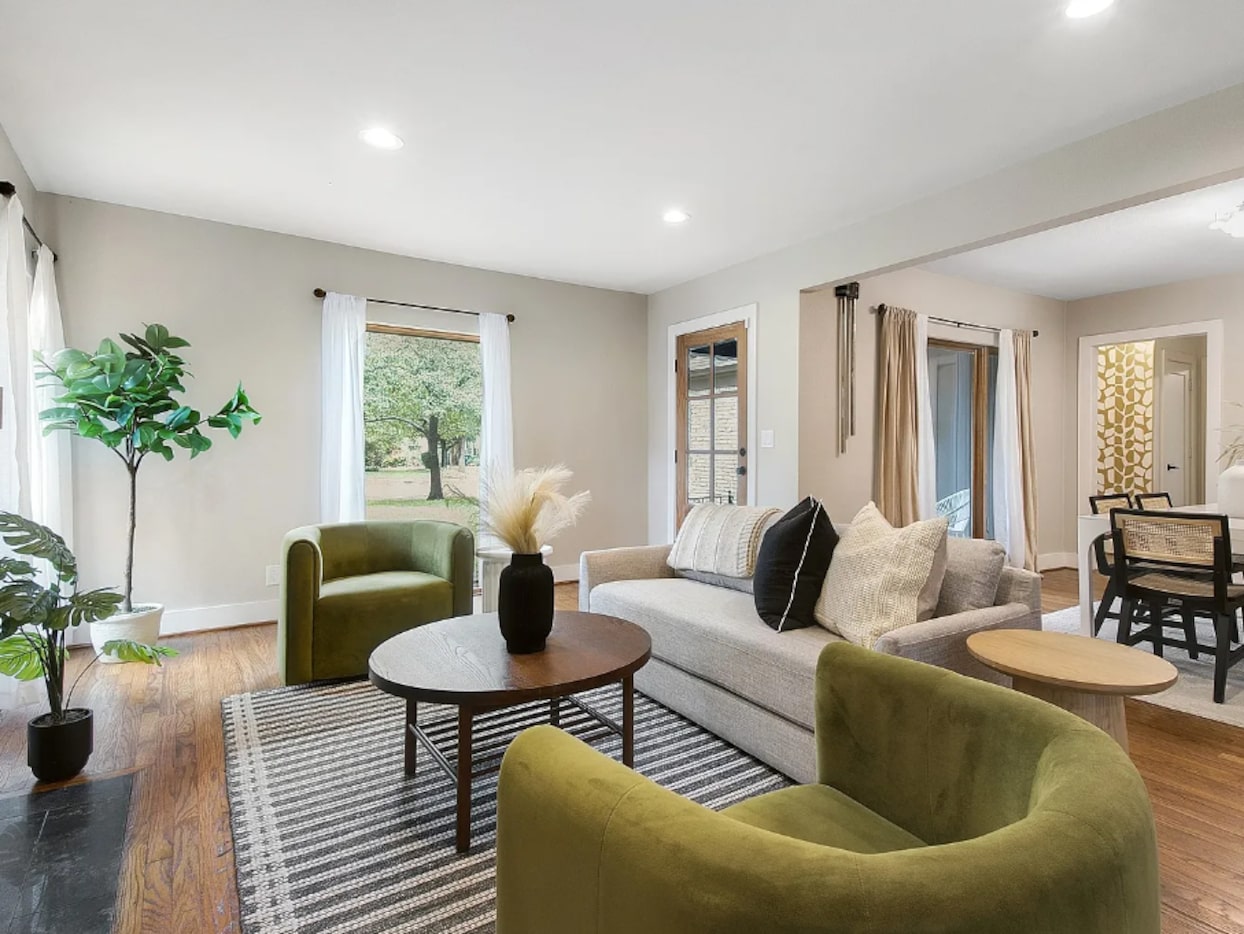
[
  {"x1": 158, "y1": 599, "x2": 280, "y2": 636},
  {"x1": 551, "y1": 564, "x2": 579, "y2": 583},
  {"x1": 1037, "y1": 552, "x2": 1078, "y2": 571}
]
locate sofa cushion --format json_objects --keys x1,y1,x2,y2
[
  {"x1": 723, "y1": 784, "x2": 927, "y2": 854},
  {"x1": 753, "y1": 497, "x2": 839, "y2": 632},
  {"x1": 312, "y1": 571, "x2": 454, "y2": 680},
  {"x1": 589, "y1": 577, "x2": 837, "y2": 730},
  {"x1": 814, "y1": 503, "x2": 949, "y2": 649},
  {"x1": 936, "y1": 537, "x2": 1006, "y2": 616},
  {"x1": 667, "y1": 504, "x2": 782, "y2": 578}
]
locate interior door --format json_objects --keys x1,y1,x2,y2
[
  {"x1": 675, "y1": 322, "x2": 748, "y2": 528},
  {"x1": 1159, "y1": 362, "x2": 1192, "y2": 506}
]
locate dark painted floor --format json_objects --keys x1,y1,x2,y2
[{"x1": 0, "y1": 774, "x2": 133, "y2": 934}]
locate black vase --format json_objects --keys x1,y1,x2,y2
[
  {"x1": 28, "y1": 708, "x2": 93, "y2": 783},
  {"x1": 498, "y1": 552, "x2": 555, "y2": 653}
]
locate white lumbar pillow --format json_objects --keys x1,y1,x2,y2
[
  {"x1": 814, "y1": 503, "x2": 949, "y2": 649},
  {"x1": 667, "y1": 503, "x2": 782, "y2": 579}
]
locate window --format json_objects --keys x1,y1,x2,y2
[
  {"x1": 362, "y1": 324, "x2": 482, "y2": 539},
  {"x1": 927, "y1": 340, "x2": 997, "y2": 539}
]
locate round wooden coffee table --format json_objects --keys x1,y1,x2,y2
[
  {"x1": 967, "y1": 629, "x2": 1177, "y2": 751},
  {"x1": 369, "y1": 611, "x2": 651, "y2": 852}
]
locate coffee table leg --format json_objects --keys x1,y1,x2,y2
[
  {"x1": 1012, "y1": 676, "x2": 1130, "y2": 751},
  {"x1": 404, "y1": 699, "x2": 418, "y2": 776},
  {"x1": 622, "y1": 675, "x2": 634, "y2": 768},
  {"x1": 456, "y1": 705, "x2": 473, "y2": 853},
  {"x1": 549, "y1": 697, "x2": 560, "y2": 727}
]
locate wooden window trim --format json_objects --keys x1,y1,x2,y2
[
  {"x1": 366, "y1": 322, "x2": 480, "y2": 343},
  {"x1": 928, "y1": 338, "x2": 997, "y2": 539}
]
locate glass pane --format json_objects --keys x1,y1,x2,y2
[
  {"x1": 688, "y1": 398, "x2": 711, "y2": 450},
  {"x1": 928, "y1": 346, "x2": 975, "y2": 539},
  {"x1": 715, "y1": 395, "x2": 738, "y2": 450},
  {"x1": 687, "y1": 344, "x2": 712, "y2": 396},
  {"x1": 984, "y1": 352, "x2": 998, "y2": 540},
  {"x1": 714, "y1": 455, "x2": 739, "y2": 505},
  {"x1": 688, "y1": 453, "x2": 711, "y2": 505},
  {"x1": 714, "y1": 339, "x2": 738, "y2": 392}
]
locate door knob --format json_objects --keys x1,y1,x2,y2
[{"x1": 1166, "y1": 464, "x2": 1179, "y2": 471}]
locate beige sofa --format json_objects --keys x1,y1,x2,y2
[{"x1": 580, "y1": 539, "x2": 1042, "y2": 783}]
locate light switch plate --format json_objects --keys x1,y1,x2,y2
[
  {"x1": 760, "y1": 429, "x2": 775, "y2": 448},
  {"x1": 265, "y1": 565, "x2": 281, "y2": 587}
]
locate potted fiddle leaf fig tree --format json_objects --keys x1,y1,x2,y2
[
  {"x1": 36, "y1": 324, "x2": 260, "y2": 659},
  {"x1": 0, "y1": 512, "x2": 175, "y2": 782}
]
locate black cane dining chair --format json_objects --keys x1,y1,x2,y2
[
  {"x1": 1088, "y1": 493, "x2": 1134, "y2": 635},
  {"x1": 1135, "y1": 492, "x2": 1174, "y2": 511},
  {"x1": 1111, "y1": 508, "x2": 1244, "y2": 704}
]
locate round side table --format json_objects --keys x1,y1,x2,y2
[{"x1": 967, "y1": 629, "x2": 1178, "y2": 750}]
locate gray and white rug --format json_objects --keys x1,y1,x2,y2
[
  {"x1": 221, "y1": 681, "x2": 791, "y2": 933},
  {"x1": 1043, "y1": 604, "x2": 1244, "y2": 728}
]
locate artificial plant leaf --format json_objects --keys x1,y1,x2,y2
[
  {"x1": 145, "y1": 323, "x2": 171, "y2": 351},
  {"x1": 101, "y1": 639, "x2": 178, "y2": 665},
  {"x1": 0, "y1": 514, "x2": 77, "y2": 584},
  {"x1": 0, "y1": 557, "x2": 37, "y2": 578},
  {"x1": 67, "y1": 588, "x2": 124, "y2": 627},
  {"x1": 0, "y1": 635, "x2": 44, "y2": 680}
]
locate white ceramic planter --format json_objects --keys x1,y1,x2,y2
[
  {"x1": 91, "y1": 603, "x2": 164, "y2": 663},
  {"x1": 1218, "y1": 464, "x2": 1244, "y2": 519}
]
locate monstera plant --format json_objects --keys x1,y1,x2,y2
[
  {"x1": 0, "y1": 512, "x2": 174, "y2": 781},
  {"x1": 36, "y1": 324, "x2": 260, "y2": 656}
]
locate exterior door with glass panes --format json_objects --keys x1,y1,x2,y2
[{"x1": 675, "y1": 322, "x2": 748, "y2": 528}]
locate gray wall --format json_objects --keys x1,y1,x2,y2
[{"x1": 44, "y1": 195, "x2": 648, "y2": 628}]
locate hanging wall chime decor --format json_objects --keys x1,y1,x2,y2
[{"x1": 835, "y1": 282, "x2": 860, "y2": 455}]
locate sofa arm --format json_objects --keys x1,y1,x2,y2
[
  {"x1": 872, "y1": 602, "x2": 1040, "y2": 684},
  {"x1": 409, "y1": 521, "x2": 475, "y2": 617},
  {"x1": 579, "y1": 544, "x2": 674, "y2": 611},
  {"x1": 279, "y1": 526, "x2": 323, "y2": 685},
  {"x1": 995, "y1": 566, "x2": 1042, "y2": 615}
]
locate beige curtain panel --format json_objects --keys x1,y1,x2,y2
[
  {"x1": 875, "y1": 307, "x2": 920, "y2": 526},
  {"x1": 1014, "y1": 330, "x2": 1038, "y2": 571}
]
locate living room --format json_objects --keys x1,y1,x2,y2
[{"x1": 2, "y1": 2, "x2": 1244, "y2": 932}]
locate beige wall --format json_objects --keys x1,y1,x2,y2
[
  {"x1": 1063, "y1": 270, "x2": 1244, "y2": 549},
  {"x1": 44, "y1": 195, "x2": 647, "y2": 628},
  {"x1": 647, "y1": 83, "x2": 1244, "y2": 545},
  {"x1": 798, "y1": 267, "x2": 1068, "y2": 559},
  {"x1": 0, "y1": 122, "x2": 39, "y2": 228}
]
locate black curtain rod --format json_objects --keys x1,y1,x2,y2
[
  {"x1": 874, "y1": 303, "x2": 1038, "y2": 338},
  {"x1": 313, "y1": 287, "x2": 514, "y2": 323},
  {"x1": 0, "y1": 180, "x2": 57, "y2": 261}
]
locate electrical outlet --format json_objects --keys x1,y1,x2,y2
[{"x1": 265, "y1": 565, "x2": 281, "y2": 587}]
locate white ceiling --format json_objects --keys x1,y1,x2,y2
[
  {"x1": 923, "y1": 178, "x2": 1244, "y2": 300},
  {"x1": 3, "y1": 1, "x2": 1244, "y2": 293}
]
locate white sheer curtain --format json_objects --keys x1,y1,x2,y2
[
  {"x1": 993, "y1": 328, "x2": 1026, "y2": 567},
  {"x1": 28, "y1": 245, "x2": 73, "y2": 547},
  {"x1": 914, "y1": 313, "x2": 937, "y2": 521},
  {"x1": 0, "y1": 193, "x2": 31, "y2": 515},
  {"x1": 478, "y1": 312, "x2": 514, "y2": 547},
  {"x1": 320, "y1": 292, "x2": 367, "y2": 523}
]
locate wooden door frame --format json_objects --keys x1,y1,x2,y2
[
  {"x1": 675, "y1": 322, "x2": 749, "y2": 528},
  {"x1": 666, "y1": 305, "x2": 757, "y2": 541},
  {"x1": 928, "y1": 338, "x2": 995, "y2": 538}
]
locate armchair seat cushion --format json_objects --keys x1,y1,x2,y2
[
  {"x1": 312, "y1": 571, "x2": 454, "y2": 680},
  {"x1": 724, "y1": 784, "x2": 926, "y2": 854}
]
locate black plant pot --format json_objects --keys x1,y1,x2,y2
[
  {"x1": 498, "y1": 552, "x2": 555, "y2": 654},
  {"x1": 28, "y1": 708, "x2": 93, "y2": 783}
]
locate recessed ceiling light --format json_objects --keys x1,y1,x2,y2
[
  {"x1": 359, "y1": 127, "x2": 404, "y2": 151},
  {"x1": 663, "y1": 208, "x2": 691, "y2": 225},
  {"x1": 1066, "y1": 0, "x2": 1115, "y2": 19}
]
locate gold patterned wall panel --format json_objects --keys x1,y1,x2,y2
[{"x1": 1096, "y1": 341, "x2": 1154, "y2": 496}]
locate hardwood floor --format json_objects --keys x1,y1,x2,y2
[{"x1": 0, "y1": 577, "x2": 1240, "y2": 933}]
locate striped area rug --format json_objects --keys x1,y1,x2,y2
[{"x1": 221, "y1": 680, "x2": 792, "y2": 933}]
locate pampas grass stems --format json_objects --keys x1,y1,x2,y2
[{"x1": 481, "y1": 465, "x2": 590, "y2": 553}]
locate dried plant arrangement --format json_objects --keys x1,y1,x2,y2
[{"x1": 481, "y1": 465, "x2": 590, "y2": 554}]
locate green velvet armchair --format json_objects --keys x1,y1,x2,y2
[
  {"x1": 278, "y1": 520, "x2": 474, "y2": 685},
  {"x1": 496, "y1": 642, "x2": 1161, "y2": 934}
]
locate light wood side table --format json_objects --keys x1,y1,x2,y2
[{"x1": 967, "y1": 629, "x2": 1178, "y2": 751}]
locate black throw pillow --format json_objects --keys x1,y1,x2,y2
[{"x1": 753, "y1": 497, "x2": 838, "y2": 632}]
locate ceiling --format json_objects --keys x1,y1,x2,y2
[
  {"x1": 924, "y1": 177, "x2": 1244, "y2": 300},
  {"x1": 3, "y1": 2, "x2": 1244, "y2": 294}
]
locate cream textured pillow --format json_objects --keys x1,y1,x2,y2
[
  {"x1": 814, "y1": 503, "x2": 950, "y2": 648},
  {"x1": 667, "y1": 504, "x2": 782, "y2": 578}
]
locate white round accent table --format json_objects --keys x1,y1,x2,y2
[{"x1": 476, "y1": 545, "x2": 554, "y2": 612}]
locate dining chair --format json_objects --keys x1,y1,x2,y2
[
  {"x1": 1088, "y1": 493, "x2": 1133, "y2": 635},
  {"x1": 1111, "y1": 509, "x2": 1244, "y2": 703},
  {"x1": 1135, "y1": 492, "x2": 1174, "y2": 511}
]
